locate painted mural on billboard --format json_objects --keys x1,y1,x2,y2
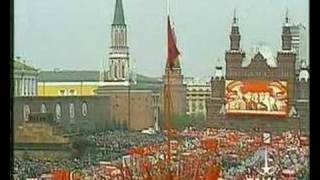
[{"x1": 225, "y1": 80, "x2": 288, "y2": 115}]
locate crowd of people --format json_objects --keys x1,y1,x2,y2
[
  {"x1": 12, "y1": 129, "x2": 309, "y2": 179},
  {"x1": 177, "y1": 128, "x2": 309, "y2": 179},
  {"x1": 13, "y1": 158, "x2": 90, "y2": 179},
  {"x1": 12, "y1": 130, "x2": 166, "y2": 179},
  {"x1": 86, "y1": 130, "x2": 166, "y2": 161}
]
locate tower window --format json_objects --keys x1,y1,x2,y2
[
  {"x1": 122, "y1": 64, "x2": 125, "y2": 78},
  {"x1": 199, "y1": 102, "x2": 204, "y2": 110},
  {"x1": 114, "y1": 65, "x2": 117, "y2": 78},
  {"x1": 40, "y1": 103, "x2": 47, "y2": 113}
]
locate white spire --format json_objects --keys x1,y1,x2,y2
[
  {"x1": 284, "y1": 7, "x2": 290, "y2": 27},
  {"x1": 232, "y1": 8, "x2": 238, "y2": 26}
]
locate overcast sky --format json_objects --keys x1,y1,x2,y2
[{"x1": 14, "y1": 0, "x2": 308, "y2": 77}]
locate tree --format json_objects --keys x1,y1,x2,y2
[
  {"x1": 159, "y1": 113, "x2": 193, "y2": 130},
  {"x1": 171, "y1": 114, "x2": 192, "y2": 130},
  {"x1": 71, "y1": 137, "x2": 92, "y2": 159}
]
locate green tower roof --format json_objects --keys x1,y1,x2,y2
[{"x1": 112, "y1": 0, "x2": 125, "y2": 25}]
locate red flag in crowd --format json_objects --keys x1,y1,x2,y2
[
  {"x1": 167, "y1": 16, "x2": 180, "y2": 69},
  {"x1": 194, "y1": 163, "x2": 201, "y2": 180},
  {"x1": 201, "y1": 139, "x2": 217, "y2": 151},
  {"x1": 52, "y1": 170, "x2": 71, "y2": 180},
  {"x1": 205, "y1": 166, "x2": 219, "y2": 180},
  {"x1": 165, "y1": 172, "x2": 173, "y2": 180}
]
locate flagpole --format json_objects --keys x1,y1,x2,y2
[
  {"x1": 167, "y1": 0, "x2": 170, "y2": 16},
  {"x1": 166, "y1": 0, "x2": 172, "y2": 173}
]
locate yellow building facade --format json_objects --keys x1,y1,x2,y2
[
  {"x1": 38, "y1": 82, "x2": 99, "y2": 96},
  {"x1": 37, "y1": 70, "x2": 103, "y2": 96}
]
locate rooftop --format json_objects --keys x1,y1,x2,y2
[
  {"x1": 14, "y1": 60, "x2": 38, "y2": 72},
  {"x1": 242, "y1": 44, "x2": 277, "y2": 68},
  {"x1": 112, "y1": 0, "x2": 125, "y2": 25},
  {"x1": 39, "y1": 70, "x2": 101, "y2": 82},
  {"x1": 38, "y1": 70, "x2": 162, "y2": 84}
]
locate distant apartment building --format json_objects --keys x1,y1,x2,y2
[
  {"x1": 290, "y1": 23, "x2": 308, "y2": 74},
  {"x1": 13, "y1": 57, "x2": 39, "y2": 97}
]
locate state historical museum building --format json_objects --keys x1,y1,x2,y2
[{"x1": 206, "y1": 13, "x2": 309, "y2": 133}]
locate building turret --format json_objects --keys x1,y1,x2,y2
[
  {"x1": 214, "y1": 58, "x2": 224, "y2": 80},
  {"x1": 229, "y1": 9, "x2": 241, "y2": 51},
  {"x1": 281, "y1": 9, "x2": 292, "y2": 51},
  {"x1": 107, "y1": 0, "x2": 130, "y2": 82},
  {"x1": 298, "y1": 61, "x2": 309, "y2": 82}
]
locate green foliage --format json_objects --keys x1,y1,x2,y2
[
  {"x1": 173, "y1": 114, "x2": 191, "y2": 130},
  {"x1": 171, "y1": 114, "x2": 192, "y2": 130}
]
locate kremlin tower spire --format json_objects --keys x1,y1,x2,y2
[
  {"x1": 113, "y1": 0, "x2": 125, "y2": 25},
  {"x1": 106, "y1": 0, "x2": 130, "y2": 82},
  {"x1": 230, "y1": 9, "x2": 241, "y2": 51}
]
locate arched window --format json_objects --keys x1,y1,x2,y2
[
  {"x1": 23, "y1": 104, "x2": 30, "y2": 121},
  {"x1": 115, "y1": 29, "x2": 119, "y2": 46},
  {"x1": 122, "y1": 64, "x2": 125, "y2": 78},
  {"x1": 59, "y1": 89, "x2": 66, "y2": 96},
  {"x1": 69, "y1": 103, "x2": 75, "y2": 123},
  {"x1": 40, "y1": 103, "x2": 47, "y2": 113},
  {"x1": 191, "y1": 102, "x2": 196, "y2": 112},
  {"x1": 199, "y1": 102, "x2": 204, "y2": 110},
  {"x1": 119, "y1": 32, "x2": 123, "y2": 46},
  {"x1": 55, "y1": 103, "x2": 62, "y2": 121},
  {"x1": 114, "y1": 65, "x2": 117, "y2": 78},
  {"x1": 69, "y1": 89, "x2": 76, "y2": 96},
  {"x1": 82, "y1": 102, "x2": 88, "y2": 117}
]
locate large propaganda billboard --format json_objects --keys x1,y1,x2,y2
[{"x1": 225, "y1": 80, "x2": 288, "y2": 116}]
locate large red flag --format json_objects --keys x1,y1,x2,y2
[
  {"x1": 52, "y1": 170, "x2": 71, "y2": 180},
  {"x1": 167, "y1": 16, "x2": 180, "y2": 69},
  {"x1": 205, "y1": 166, "x2": 219, "y2": 180}
]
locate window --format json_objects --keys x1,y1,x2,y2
[
  {"x1": 59, "y1": 90, "x2": 66, "y2": 96},
  {"x1": 69, "y1": 103, "x2": 75, "y2": 123},
  {"x1": 186, "y1": 105, "x2": 190, "y2": 112},
  {"x1": 82, "y1": 102, "x2": 88, "y2": 117},
  {"x1": 199, "y1": 102, "x2": 204, "y2": 110},
  {"x1": 23, "y1": 104, "x2": 30, "y2": 121},
  {"x1": 55, "y1": 103, "x2": 62, "y2": 121},
  {"x1": 69, "y1": 89, "x2": 76, "y2": 96},
  {"x1": 122, "y1": 64, "x2": 125, "y2": 78},
  {"x1": 92, "y1": 89, "x2": 97, "y2": 95},
  {"x1": 114, "y1": 65, "x2": 117, "y2": 78},
  {"x1": 40, "y1": 103, "x2": 47, "y2": 113},
  {"x1": 192, "y1": 102, "x2": 196, "y2": 112}
]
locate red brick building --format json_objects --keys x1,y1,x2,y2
[{"x1": 206, "y1": 13, "x2": 309, "y2": 133}]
